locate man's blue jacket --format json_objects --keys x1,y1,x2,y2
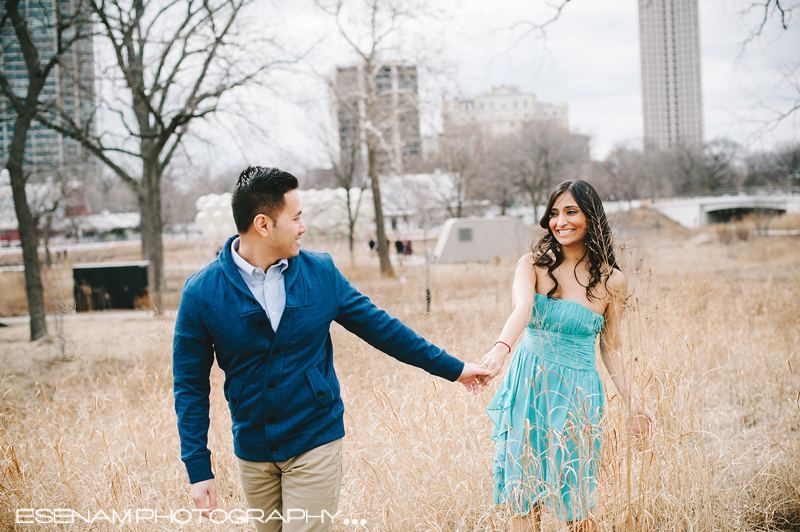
[{"x1": 173, "y1": 236, "x2": 465, "y2": 484}]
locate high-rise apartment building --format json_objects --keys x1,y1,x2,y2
[
  {"x1": 0, "y1": 0, "x2": 95, "y2": 172},
  {"x1": 442, "y1": 86, "x2": 568, "y2": 139},
  {"x1": 638, "y1": 0, "x2": 703, "y2": 151},
  {"x1": 333, "y1": 62, "x2": 421, "y2": 176}
]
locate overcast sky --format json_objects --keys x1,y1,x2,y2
[{"x1": 185, "y1": 0, "x2": 799, "y2": 175}]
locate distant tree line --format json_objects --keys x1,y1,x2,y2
[
  {"x1": 417, "y1": 127, "x2": 800, "y2": 213},
  {"x1": 591, "y1": 140, "x2": 800, "y2": 201}
]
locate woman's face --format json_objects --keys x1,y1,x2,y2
[{"x1": 548, "y1": 191, "x2": 588, "y2": 247}]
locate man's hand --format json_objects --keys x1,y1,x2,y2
[
  {"x1": 190, "y1": 479, "x2": 217, "y2": 518},
  {"x1": 457, "y1": 363, "x2": 491, "y2": 394}
]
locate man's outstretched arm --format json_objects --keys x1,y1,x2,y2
[{"x1": 330, "y1": 259, "x2": 488, "y2": 387}]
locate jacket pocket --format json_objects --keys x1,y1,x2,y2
[
  {"x1": 227, "y1": 377, "x2": 243, "y2": 417},
  {"x1": 305, "y1": 366, "x2": 334, "y2": 408}
]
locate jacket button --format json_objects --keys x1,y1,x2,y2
[
  {"x1": 267, "y1": 383, "x2": 276, "y2": 392},
  {"x1": 272, "y1": 350, "x2": 279, "y2": 357},
  {"x1": 270, "y1": 445, "x2": 278, "y2": 453},
  {"x1": 256, "y1": 320, "x2": 267, "y2": 328},
  {"x1": 317, "y1": 391, "x2": 325, "y2": 399},
  {"x1": 268, "y1": 417, "x2": 277, "y2": 425}
]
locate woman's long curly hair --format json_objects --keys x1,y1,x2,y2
[{"x1": 532, "y1": 180, "x2": 620, "y2": 301}]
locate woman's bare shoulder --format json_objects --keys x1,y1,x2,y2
[
  {"x1": 520, "y1": 253, "x2": 551, "y2": 277},
  {"x1": 517, "y1": 252, "x2": 536, "y2": 265},
  {"x1": 515, "y1": 253, "x2": 539, "y2": 278},
  {"x1": 605, "y1": 267, "x2": 627, "y2": 295}
]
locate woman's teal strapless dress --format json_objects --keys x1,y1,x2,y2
[{"x1": 486, "y1": 292, "x2": 605, "y2": 522}]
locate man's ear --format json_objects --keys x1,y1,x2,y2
[{"x1": 252, "y1": 214, "x2": 273, "y2": 237}]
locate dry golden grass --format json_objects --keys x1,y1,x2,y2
[{"x1": 0, "y1": 223, "x2": 799, "y2": 531}]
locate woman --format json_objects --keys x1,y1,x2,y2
[{"x1": 479, "y1": 180, "x2": 656, "y2": 531}]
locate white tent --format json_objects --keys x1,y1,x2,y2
[
  {"x1": 194, "y1": 188, "x2": 376, "y2": 250},
  {"x1": 195, "y1": 193, "x2": 237, "y2": 250},
  {"x1": 432, "y1": 216, "x2": 531, "y2": 264}
]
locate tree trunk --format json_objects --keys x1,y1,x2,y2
[
  {"x1": 369, "y1": 142, "x2": 394, "y2": 277},
  {"x1": 348, "y1": 230, "x2": 355, "y2": 268},
  {"x1": 5, "y1": 74, "x2": 48, "y2": 340},
  {"x1": 44, "y1": 212, "x2": 53, "y2": 268},
  {"x1": 7, "y1": 121, "x2": 48, "y2": 340},
  {"x1": 138, "y1": 161, "x2": 165, "y2": 314},
  {"x1": 345, "y1": 189, "x2": 355, "y2": 268}
]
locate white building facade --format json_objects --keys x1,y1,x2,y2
[
  {"x1": 442, "y1": 86, "x2": 568, "y2": 138},
  {"x1": 638, "y1": 0, "x2": 703, "y2": 151}
]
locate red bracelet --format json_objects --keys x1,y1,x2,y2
[{"x1": 495, "y1": 341, "x2": 511, "y2": 353}]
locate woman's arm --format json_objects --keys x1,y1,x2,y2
[
  {"x1": 599, "y1": 269, "x2": 656, "y2": 435},
  {"x1": 478, "y1": 254, "x2": 537, "y2": 383}
]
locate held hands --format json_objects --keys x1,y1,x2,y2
[
  {"x1": 190, "y1": 478, "x2": 217, "y2": 519},
  {"x1": 457, "y1": 363, "x2": 492, "y2": 394},
  {"x1": 457, "y1": 340, "x2": 510, "y2": 393}
]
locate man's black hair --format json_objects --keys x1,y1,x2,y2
[{"x1": 231, "y1": 166, "x2": 299, "y2": 233}]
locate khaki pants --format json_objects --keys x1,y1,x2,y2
[{"x1": 237, "y1": 438, "x2": 343, "y2": 532}]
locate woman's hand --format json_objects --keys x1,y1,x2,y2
[
  {"x1": 630, "y1": 400, "x2": 657, "y2": 438},
  {"x1": 477, "y1": 344, "x2": 510, "y2": 387}
]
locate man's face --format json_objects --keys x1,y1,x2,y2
[{"x1": 268, "y1": 190, "x2": 306, "y2": 260}]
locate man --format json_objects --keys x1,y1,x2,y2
[{"x1": 173, "y1": 166, "x2": 489, "y2": 532}]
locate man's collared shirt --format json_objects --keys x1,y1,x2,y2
[{"x1": 231, "y1": 237, "x2": 288, "y2": 332}]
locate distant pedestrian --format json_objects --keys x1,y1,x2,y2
[{"x1": 395, "y1": 240, "x2": 404, "y2": 265}]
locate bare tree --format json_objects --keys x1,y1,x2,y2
[
  {"x1": 773, "y1": 142, "x2": 800, "y2": 187},
  {"x1": 27, "y1": 171, "x2": 74, "y2": 269},
  {"x1": 330, "y1": 138, "x2": 367, "y2": 266},
  {"x1": 740, "y1": 0, "x2": 800, "y2": 130},
  {"x1": 492, "y1": 122, "x2": 589, "y2": 210},
  {"x1": 316, "y1": 0, "x2": 434, "y2": 277},
  {"x1": 433, "y1": 130, "x2": 482, "y2": 218},
  {"x1": 0, "y1": 0, "x2": 88, "y2": 340},
  {"x1": 702, "y1": 139, "x2": 742, "y2": 191},
  {"x1": 36, "y1": 0, "x2": 294, "y2": 313},
  {"x1": 593, "y1": 144, "x2": 647, "y2": 200},
  {"x1": 304, "y1": 97, "x2": 368, "y2": 266}
]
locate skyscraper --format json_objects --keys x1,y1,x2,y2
[
  {"x1": 333, "y1": 62, "x2": 421, "y2": 176},
  {"x1": 0, "y1": 0, "x2": 95, "y2": 172},
  {"x1": 638, "y1": 0, "x2": 703, "y2": 151}
]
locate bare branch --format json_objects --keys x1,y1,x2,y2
[
  {"x1": 0, "y1": 71, "x2": 23, "y2": 113},
  {"x1": 34, "y1": 111, "x2": 138, "y2": 189},
  {"x1": 153, "y1": 0, "x2": 215, "y2": 114},
  {"x1": 742, "y1": 0, "x2": 794, "y2": 47},
  {"x1": 474, "y1": 0, "x2": 573, "y2": 49}
]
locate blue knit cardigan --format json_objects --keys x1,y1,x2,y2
[{"x1": 173, "y1": 237, "x2": 464, "y2": 483}]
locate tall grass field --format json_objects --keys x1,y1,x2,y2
[{"x1": 1, "y1": 217, "x2": 798, "y2": 531}]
